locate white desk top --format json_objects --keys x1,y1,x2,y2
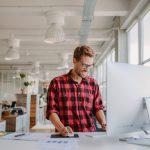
[{"x1": 0, "y1": 132, "x2": 149, "y2": 150}]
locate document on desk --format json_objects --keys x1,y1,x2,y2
[
  {"x1": 39, "y1": 138, "x2": 79, "y2": 150},
  {"x1": 1, "y1": 132, "x2": 50, "y2": 141}
]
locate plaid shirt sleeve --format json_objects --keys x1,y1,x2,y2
[
  {"x1": 93, "y1": 81, "x2": 104, "y2": 114},
  {"x1": 46, "y1": 79, "x2": 59, "y2": 120}
]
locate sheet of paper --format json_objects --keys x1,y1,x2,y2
[
  {"x1": 1, "y1": 132, "x2": 50, "y2": 141},
  {"x1": 39, "y1": 138, "x2": 79, "y2": 150}
]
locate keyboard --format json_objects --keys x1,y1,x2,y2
[
  {"x1": 126, "y1": 138, "x2": 150, "y2": 146},
  {"x1": 85, "y1": 132, "x2": 107, "y2": 138}
]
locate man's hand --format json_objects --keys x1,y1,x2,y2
[
  {"x1": 50, "y1": 113, "x2": 74, "y2": 136},
  {"x1": 101, "y1": 123, "x2": 106, "y2": 131},
  {"x1": 59, "y1": 126, "x2": 73, "y2": 136}
]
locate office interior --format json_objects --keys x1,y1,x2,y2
[{"x1": 0, "y1": 0, "x2": 150, "y2": 149}]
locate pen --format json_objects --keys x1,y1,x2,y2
[
  {"x1": 66, "y1": 127, "x2": 69, "y2": 134},
  {"x1": 14, "y1": 133, "x2": 25, "y2": 137}
]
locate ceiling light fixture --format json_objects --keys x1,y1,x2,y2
[
  {"x1": 5, "y1": 47, "x2": 20, "y2": 60},
  {"x1": 5, "y1": 37, "x2": 20, "y2": 60},
  {"x1": 44, "y1": 11, "x2": 65, "y2": 44},
  {"x1": 31, "y1": 61, "x2": 40, "y2": 74},
  {"x1": 57, "y1": 53, "x2": 69, "y2": 69}
]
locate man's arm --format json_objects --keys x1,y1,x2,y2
[
  {"x1": 95, "y1": 109, "x2": 106, "y2": 130},
  {"x1": 49, "y1": 113, "x2": 73, "y2": 136}
]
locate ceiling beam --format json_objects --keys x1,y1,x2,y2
[
  {"x1": 121, "y1": 0, "x2": 149, "y2": 29},
  {"x1": 0, "y1": 28, "x2": 112, "y2": 42},
  {"x1": 0, "y1": 0, "x2": 129, "y2": 17},
  {"x1": 0, "y1": 6, "x2": 83, "y2": 16},
  {"x1": 0, "y1": 0, "x2": 83, "y2": 6}
]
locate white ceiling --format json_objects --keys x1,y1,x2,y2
[{"x1": 0, "y1": 0, "x2": 149, "y2": 78}]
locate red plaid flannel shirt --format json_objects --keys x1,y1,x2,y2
[{"x1": 46, "y1": 70, "x2": 104, "y2": 132}]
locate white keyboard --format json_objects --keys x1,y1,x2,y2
[
  {"x1": 85, "y1": 132, "x2": 107, "y2": 138},
  {"x1": 126, "y1": 138, "x2": 150, "y2": 146}
]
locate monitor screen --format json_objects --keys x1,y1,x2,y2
[{"x1": 106, "y1": 62, "x2": 150, "y2": 136}]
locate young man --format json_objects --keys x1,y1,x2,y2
[{"x1": 46, "y1": 45, "x2": 106, "y2": 136}]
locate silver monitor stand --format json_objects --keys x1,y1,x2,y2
[{"x1": 119, "y1": 97, "x2": 150, "y2": 146}]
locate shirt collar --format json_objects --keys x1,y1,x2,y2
[{"x1": 67, "y1": 69, "x2": 88, "y2": 84}]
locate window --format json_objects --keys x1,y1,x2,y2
[
  {"x1": 128, "y1": 23, "x2": 139, "y2": 65},
  {"x1": 143, "y1": 11, "x2": 150, "y2": 61},
  {"x1": 97, "y1": 48, "x2": 115, "y2": 107}
]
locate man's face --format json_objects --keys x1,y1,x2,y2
[{"x1": 73, "y1": 56, "x2": 94, "y2": 78}]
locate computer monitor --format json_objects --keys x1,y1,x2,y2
[{"x1": 106, "y1": 62, "x2": 150, "y2": 136}]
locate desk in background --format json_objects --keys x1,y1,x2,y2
[
  {"x1": 30, "y1": 122, "x2": 55, "y2": 133},
  {"x1": 5, "y1": 114, "x2": 27, "y2": 132},
  {"x1": 0, "y1": 120, "x2": 6, "y2": 131}
]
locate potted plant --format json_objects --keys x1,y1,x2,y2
[
  {"x1": 20, "y1": 73, "x2": 32, "y2": 94},
  {"x1": 20, "y1": 73, "x2": 26, "y2": 79},
  {"x1": 24, "y1": 81, "x2": 32, "y2": 87},
  {"x1": 20, "y1": 73, "x2": 26, "y2": 94},
  {"x1": 22, "y1": 81, "x2": 32, "y2": 94}
]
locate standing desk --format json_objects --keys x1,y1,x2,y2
[{"x1": 0, "y1": 132, "x2": 149, "y2": 150}]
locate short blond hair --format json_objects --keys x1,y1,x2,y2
[{"x1": 73, "y1": 45, "x2": 95, "y2": 61}]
